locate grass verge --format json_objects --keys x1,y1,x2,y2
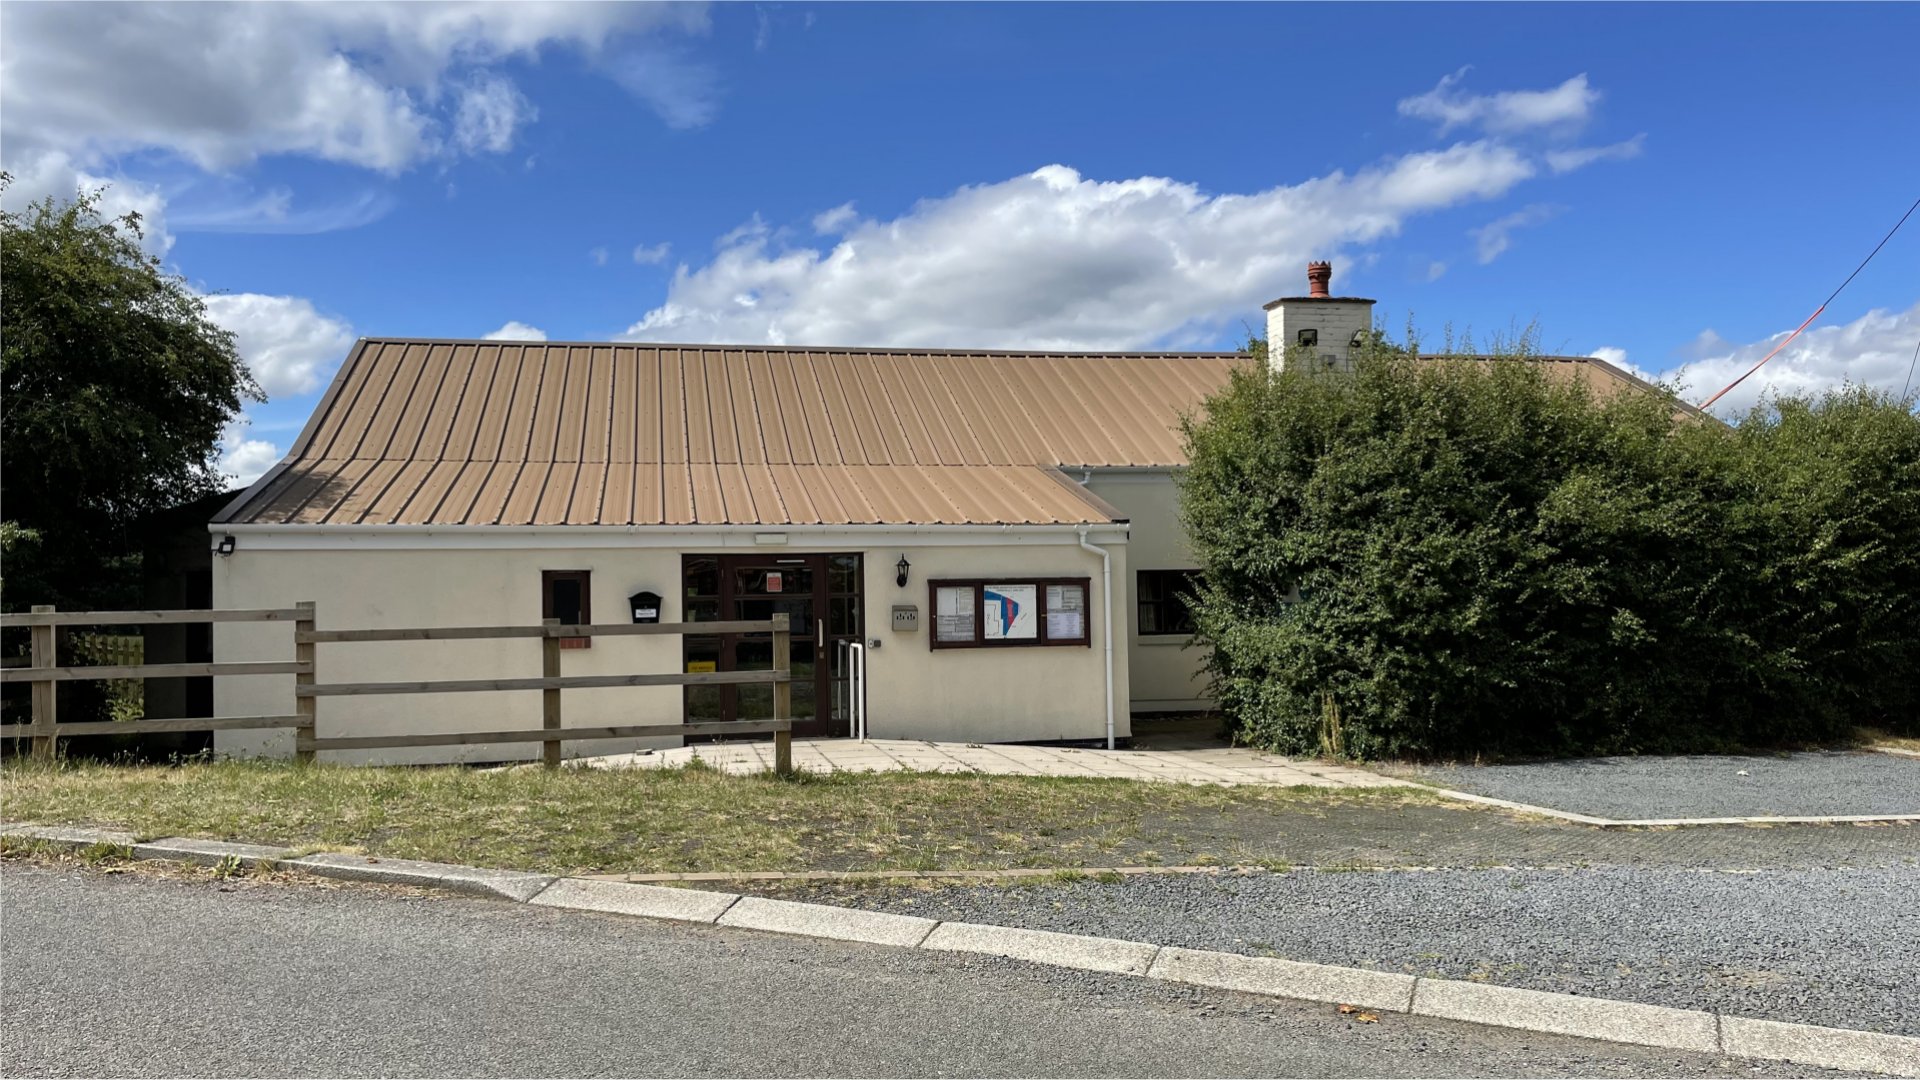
[{"x1": 0, "y1": 758, "x2": 1436, "y2": 877}]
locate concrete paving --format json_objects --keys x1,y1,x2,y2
[{"x1": 580, "y1": 736, "x2": 1400, "y2": 789}]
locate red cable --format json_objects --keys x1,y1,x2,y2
[
  {"x1": 1696, "y1": 306, "x2": 1825, "y2": 412},
  {"x1": 1696, "y1": 195, "x2": 1918, "y2": 413}
]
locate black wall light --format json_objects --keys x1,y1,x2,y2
[
  {"x1": 215, "y1": 535, "x2": 236, "y2": 557},
  {"x1": 895, "y1": 555, "x2": 911, "y2": 588}
]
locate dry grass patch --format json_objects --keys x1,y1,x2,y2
[{"x1": 0, "y1": 757, "x2": 1434, "y2": 876}]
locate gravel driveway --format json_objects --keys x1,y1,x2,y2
[
  {"x1": 794, "y1": 864, "x2": 1920, "y2": 1039},
  {"x1": 1414, "y1": 751, "x2": 1920, "y2": 819}
]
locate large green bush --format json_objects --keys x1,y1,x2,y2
[{"x1": 1179, "y1": 341, "x2": 1919, "y2": 759}]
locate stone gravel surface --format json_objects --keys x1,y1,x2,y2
[
  {"x1": 798, "y1": 864, "x2": 1920, "y2": 1038},
  {"x1": 1413, "y1": 751, "x2": 1920, "y2": 820}
]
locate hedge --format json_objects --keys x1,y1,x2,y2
[{"x1": 1178, "y1": 344, "x2": 1920, "y2": 760}]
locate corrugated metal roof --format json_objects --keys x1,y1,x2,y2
[
  {"x1": 224, "y1": 340, "x2": 1235, "y2": 526},
  {"x1": 221, "y1": 340, "x2": 1694, "y2": 528}
]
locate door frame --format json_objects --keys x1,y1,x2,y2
[{"x1": 682, "y1": 552, "x2": 862, "y2": 738}]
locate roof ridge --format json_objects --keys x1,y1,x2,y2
[{"x1": 350, "y1": 336, "x2": 1248, "y2": 359}]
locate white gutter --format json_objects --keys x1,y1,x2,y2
[
  {"x1": 214, "y1": 521, "x2": 1130, "y2": 552},
  {"x1": 1076, "y1": 524, "x2": 1115, "y2": 750}
]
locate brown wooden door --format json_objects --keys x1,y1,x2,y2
[{"x1": 682, "y1": 554, "x2": 862, "y2": 737}]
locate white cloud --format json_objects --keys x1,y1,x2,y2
[
  {"x1": 1, "y1": 150, "x2": 175, "y2": 254},
  {"x1": 812, "y1": 202, "x2": 857, "y2": 235},
  {"x1": 169, "y1": 187, "x2": 395, "y2": 236},
  {"x1": 624, "y1": 147, "x2": 1538, "y2": 349},
  {"x1": 200, "y1": 294, "x2": 356, "y2": 398},
  {"x1": 632, "y1": 242, "x2": 672, "y2": 265},
  {"x1": 1587, "y1": 346, "x2": 1660, "y2": 384},
  {"x1": 453, "y1": 73, "x2": 537, "y2": 155},
  {"x1": 1547, "y1": 134, "x2": 1647, "y2": 174},
  {"x1": 484, "y1": 321, "x2": 549, "y2": 342},
  {"x1": 0, "y1": 2, "x2": 709, "y2": 175},
  {"x1": 1400, "y1": 69, "x2": 1600, "y2": 136},
  {"x1": 603, "y1": 47, "x2": 723, "y2": 130},
  {"x1": 218, "y1": 417, "x2": 283, "y2": 488},
  {"x1": 1661, "y1": 302, "x2": 1920, "y2": 415},
  {"x1": 1470, "y1": 203, "x2": 1561, "y2": 264},
  {"x1": 1426, "y1": 261, "x2": 1448, "y2": 282},
  {"x1": 755, "y1": 7, "x2": 775, "y2": 52},
  {"x1": 589, "y1": 246, "x2": 611, "y2": 267}
]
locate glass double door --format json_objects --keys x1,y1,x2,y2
[{"x1": 682, "y1": 554, "x2": 862, "y2": 737}]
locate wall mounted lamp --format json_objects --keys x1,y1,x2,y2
[
  {"x1": 215, "y1": 535, "x2": 236, "y2": 557},
  {"x1": 895, "y1": 555, "x2": 911, "y2": 588}
]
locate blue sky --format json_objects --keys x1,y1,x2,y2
[{"x1": 4, "y1": 2, "x2": 1916, "y2": 482}]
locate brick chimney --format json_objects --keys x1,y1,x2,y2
[
  {"x1": 1262, "y1": 261, "x2": 1376, "y2": 375},
  {"x1": 1306, "y1": 261, "x2": 1332, "y2": 299}
]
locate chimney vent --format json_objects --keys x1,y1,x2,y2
[{"x1": 1307, "y1": 261, "x2": 1332, "y2": 299}]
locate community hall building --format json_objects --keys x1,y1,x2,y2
[{"x1": 210, "y1": 264, "x2": 1673, "y2": 763}]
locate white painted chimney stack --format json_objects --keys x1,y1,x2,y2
[{"x1": 1263, "y1": 261, "x2": 1376, "y2": 375}]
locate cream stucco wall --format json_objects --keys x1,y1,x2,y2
[
  {"x1": 1083, "y1": 471, "x2": 1214, "y2": 713},
  {"x1": 860, "y1": 538, "x2": 1128, "y2": 744},
  {"x1": 213, "y1": 527, "x2": 1128, "y2": 763}
]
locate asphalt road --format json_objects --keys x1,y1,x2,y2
[{"x1": 0, "y1": 864, "x2": 1854, "y2": 1079}]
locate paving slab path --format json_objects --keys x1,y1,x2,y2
[{"x1": 582, "y1": 736, "x2": 1401, "y2": 789}]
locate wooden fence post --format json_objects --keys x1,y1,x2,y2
[
  {"x1": 542, "y1": 618, "x2": 562, "y2": 768},
  {"x1": 29, "y1": 605, "x2": 56, "y2": 761},
  {"x1": 770, "y1": 612, "x2": 793, "y2": 777},
  {"x1": 294, "y1": 601, "x2": 316, "y2": 764}
]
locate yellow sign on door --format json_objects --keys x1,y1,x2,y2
[{"x1": 686, "y1": 660, "x2": 717, "y2": 674}]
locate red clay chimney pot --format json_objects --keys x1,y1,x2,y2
[{"x1": 1307, "y1": 261, "x2": 1332, "y2": 299}]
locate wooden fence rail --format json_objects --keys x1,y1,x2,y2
[{"x1": 0, "y1": 604, "x2": 792, "y2": 771}]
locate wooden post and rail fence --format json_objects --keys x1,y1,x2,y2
[{"x1": 0, "y1": 604, "x2": 794, "y2": 772}]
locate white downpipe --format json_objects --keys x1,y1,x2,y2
[
  {"x1": 1076, "y1": 525, "x2": 1115, "y2": 750},
  {"x1": 849, "y1": 642, "x2": 867, "y2": 740}
]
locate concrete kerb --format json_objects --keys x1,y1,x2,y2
[
  {"x1": 134, "y1": 837, "x2": 294, "y2": 869},
  {"x1": 1147, "y1": 946, "x2": 1415, "y2": 1014},
  {"x1": 1, "y1": 824, "x2": 137, "y2": 849},
  {"x1": 1723, "y1": 1016, "x2": 1920, "y2": 1076},
  {"x1": 720, "y1": 895, "x2": 938, "y2": 948},
  {"x1": 1411, "y1": 976, "x2": 1720, "y2": 1054},
  {"x1": 527, "y1": 875, "x2": 740, "y2": 924},
  {"x1": 921, "y1": 921, "x2": 1160, "y2": 976},
  {"x1": 8, "y1": 825, "x2": 1919, "y2": 1076}
]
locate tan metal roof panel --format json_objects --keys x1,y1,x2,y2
[
  {"x1": 322, "y1": 459, "x2": 402, "y2": 524},
  {"x1": 224, "y1": 338, "x2": 1258, "y2": 527},
  {"x1": 363, "y1": 460, "x2": 437, "y2": 524},
  {"x1": 577, "y1": 347, "x2": 614, "y2": 464},
  {"x1": 441, "y1": 343, "x2": 503, "y2": 457},
  {"x1": 493, "y1": 461, "x2": 544, "y2": 524},
  {"x1": 389, "y1": 460, "x2": 468, "y2": 525}
]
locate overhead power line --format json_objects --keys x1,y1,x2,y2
[{"x1": 1698, "y1": 195, "x2": 1920, "y2": 412}]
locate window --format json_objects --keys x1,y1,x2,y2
[
  {"x1": 929, "y1": 578, "x2": 1090, "y2": 649},
  {"x1": 1296, "y1": 328, "x2": 1318, "y2": 347},
  {"x1": 1137, "y1": 569, "x2": 1202, "y2": 637},
  {"x1": 542, "y1": 569, "x2": 592, "y2": 650}
]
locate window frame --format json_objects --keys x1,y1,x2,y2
[
  {"x1": 541, "y1": 569, "x2": 593, "y2": 650},
  {"x1": 927, "y1": 577, "x2": 1092, "y2": 650},
  {"x1": 1136, "y1": 568, "x2": 1202, "y2": 638}
]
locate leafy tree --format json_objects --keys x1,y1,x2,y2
[
  {"x1": 1, "y1": 179, "x2": 261, "y2": 610},
  {"x1": 1179, "y1": 333, "x2": 1919, "y2": 759}
]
